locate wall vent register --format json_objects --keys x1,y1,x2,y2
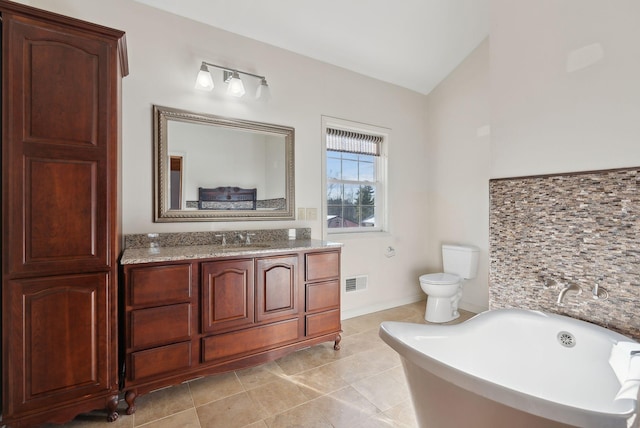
[{"x1": 345, "y1": 275, "x2": 368, "y2": 292}]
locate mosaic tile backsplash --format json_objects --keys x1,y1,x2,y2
[{"x1": 489, "y1": 168, "x2": 640, "y2": 340}]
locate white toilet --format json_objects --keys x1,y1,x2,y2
[{"x1": 419, "y1": 244, "x2": 479, "y2": 323}]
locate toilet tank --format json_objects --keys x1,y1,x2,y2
[{"x1": 442, "y1": 244, "x2": 480, "y2": 279}]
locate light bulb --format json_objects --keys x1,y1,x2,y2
[
  {"x1": 194, "y1": 64, "x2": 214, "y2": 91},
  {"x1": 226, "y1": 71, "x2": 245, "y2": 97}
]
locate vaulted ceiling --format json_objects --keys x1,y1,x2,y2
[{"x1": 135, "y1": 0, "x2": 489, "y2": 95}]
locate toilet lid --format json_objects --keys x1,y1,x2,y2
[{"x1": 420, "y1": 273, "x2": 460, "y2": 285}]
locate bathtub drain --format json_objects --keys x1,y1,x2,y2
[{"x1": 557, "y1": 331, "x2": 575, "y2": 348}]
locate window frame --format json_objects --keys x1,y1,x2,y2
[{"x1": 321, "y1": 116, "x2": 388, "y2": 237}]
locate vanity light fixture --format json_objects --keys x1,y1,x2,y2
[{"x1": 195, "y1": 61, "x2": 269, "y2": 100}]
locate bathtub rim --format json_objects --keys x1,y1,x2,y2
[{"x1": 379, "y1": 308, "x2": 639, "y2": 428}]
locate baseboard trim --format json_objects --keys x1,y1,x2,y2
[{"x1": 341, "y1": 294, "x2": 424, "y2": 320}]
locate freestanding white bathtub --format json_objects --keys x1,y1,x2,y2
[{"x1": 379, "y1": 309, "x2": 640, "y2": 428}]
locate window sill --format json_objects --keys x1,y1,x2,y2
[{"x1": 326, "y1": 230, "x2": 391, "y2": 241}]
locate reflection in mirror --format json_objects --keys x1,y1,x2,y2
[
  {"x1": 154, "y1": 106, "x2": 295, "y2": 222},
  {"x1": 169, "y1": 155, "x2": 183, "y2": 210}
]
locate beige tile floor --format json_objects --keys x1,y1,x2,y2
[{"x1": 49, "y1": 301, "x2": 474, "y2": 428}]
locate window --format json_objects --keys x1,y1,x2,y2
[{"x1": 323, "y1": 118, "x2": 387, "y2": 234}]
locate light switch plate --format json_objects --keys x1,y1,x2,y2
[
  {"x1": 306, "y1": 208, "x2": 317, "y2": 221},
  {"x1": 298, "y1": 208, "x2": 306, "y2": 220}
]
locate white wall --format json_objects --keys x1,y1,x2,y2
[
  {"x1": 20, "y1": 0, "x2": 430, "y2": 317},
  {"x1": 20, "y1": 0, "x2": 636, "y2": 318},
  {"x1": 491, "y1": 0, "x2": 640, "y2": 178},
  {"x1": 425, "y1": 39, "x2": 491, "y2": 313}
]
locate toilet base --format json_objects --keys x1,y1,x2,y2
[{"x1": 425, "y1": 296, "x2": 460, "y2": 323}]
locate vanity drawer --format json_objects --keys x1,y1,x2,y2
[
  {"x1": 129, "y1": 263, "x2": 192, "y2": 307},
  {"x1": 305, "y1": 251, "x2": 340, "y2": 282},
  {"x1": 306, "y1": 280, "x2": 340, "y2": 312},
  {"x1": 306, "y1": 309, "x2": 341, "y2": 337},
  {"x1": 130, "y1": 341, "x2": 192, "y2": 381},
  {"x1": 130, "y1": 303, "x2": 192, "y2": 350},
  {"x1": 202, "y1": 318, "x2": 299, "y2": 363}
]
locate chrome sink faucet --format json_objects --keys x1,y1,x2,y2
[
  {"x1": 557, "y1": 281, "x2": 581, "y2": 305},
  {"x1": 215, "y1": 233, "x2": 226, "y2": 246}
]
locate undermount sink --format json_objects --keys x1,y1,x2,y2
[{"x1": 216, "y1": 243, "x2": 274, "y2": 252}]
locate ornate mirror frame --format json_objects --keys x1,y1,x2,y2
[{"x1": 154, "y1": 105, "x2": 295, "y2": 222}]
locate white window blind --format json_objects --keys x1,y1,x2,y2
[{"x1": 326, "y1": 128, "x2": 382, "y2": 156}]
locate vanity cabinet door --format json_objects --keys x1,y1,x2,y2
[
  {"x1": 4, "y1": 273, "x2": 112, "y2": 416},
  {"x1": 4, "y1": 13, "x2": 116, "y2": 278},
  {"x1": 256, "y1": 255, "x2": 299, "y2": 323},
  {"x1": 202, "y1": 259, "x2": 255, "y2": 333}
]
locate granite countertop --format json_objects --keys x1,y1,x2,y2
[{"x1": 120, "y1": 239, "x2": 342, "y2": 265}]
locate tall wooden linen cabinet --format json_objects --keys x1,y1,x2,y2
[{"x1": 0, "y1": 1, "x2": 128, "y2": 426}]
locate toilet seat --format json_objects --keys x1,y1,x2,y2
[{"x1": 419, "y1": 273, "x2": 460, "y2": 285}]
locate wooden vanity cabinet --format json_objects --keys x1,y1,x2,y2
[
  {"x1": 1, "y1": 2, "x2": 128, "y2": 426},
  {"x1": 121, "y1": 248, "x2": 341, "y2": 414}
]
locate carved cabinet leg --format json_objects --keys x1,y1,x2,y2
[
  {"x1": 106, "y1": 395, "x2": 119, "y2": 422},
  {"x1": 334, "y1": 334, "x2": 342, "y2": 350},
  {"x1": 125, "y1": 390, "x2": 137, "y2": 415}
]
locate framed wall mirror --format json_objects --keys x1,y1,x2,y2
[{"x1": 154, "y1": 105, "x2": 295, "y2": 222}]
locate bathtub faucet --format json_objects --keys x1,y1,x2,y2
[{"x1": 557, "y1": 281, "x2": 581, "y2": 306}]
